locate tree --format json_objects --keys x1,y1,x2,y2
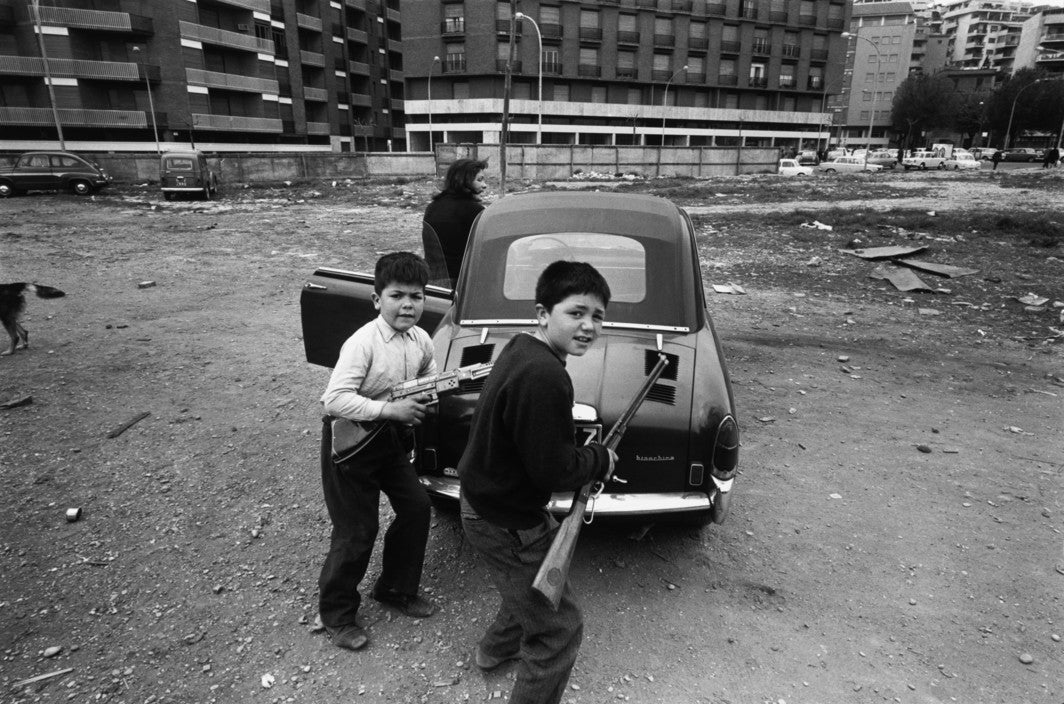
[
  {"x1": 951, "y1": 93, "x2": 987, "y2": 148},
  {"x1": 984, "y1": 68, "x2": 1064, "y2": 147},
  {"x1": 890, "y1": 73, "x2": 958, "y2": 149}
]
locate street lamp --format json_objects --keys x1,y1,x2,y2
[
  {"x1": 515, "y1": 12, "x2": 543, "y2": 145},
  {"x1": 427, "y1": 55, "x2": 440, "y2": 153},
  {"x1": 841, "y1": 31, "x2": 881, "y2": 170},
  {"x1": 132, "y1": 46, "x2": 160, "y2": 155},
  {"x1": 661, "y1": 64, "x2": 687, "y2": 145},
  {"x1": 1004, "y1": 78, "x2": 1044, "y2": 150}
]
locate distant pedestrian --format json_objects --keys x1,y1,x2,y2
[
  {"x1": 1043, "y1": 147, "x2": 1060, "y2": 169},
  {"x1": 897, "y1": 147, "x2": 904, "y2": 165},
  {"x1": 992, "y1": 150, "x2": 1002, "y2": 170}
]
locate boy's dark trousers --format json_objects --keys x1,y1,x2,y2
[
  {"x1": 461, "y1": 495, "x2": 583, "y2": 704},
  {"x1": 318, "y1": 419, "x2": 432, "y2": 629}
]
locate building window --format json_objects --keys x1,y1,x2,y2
[
  {"x1": 444, "y1": 4, "x2": 464, "y2": 33},
  {"x1": 865, "y1": 72, "x2": 875, "y2": 83},
  {"x1": 445, "y1": 44, "x2": 466, "y2": 72},
  {"x1": 720, "y1": 58, "x2": 736, "y2": 77},
  {"x1": 591, "y1": 86, "x2": 606, "y2": 102},
  {"x1": 687, "y1": 55, "x2": 704, "y2": 78},
  {"x1": 543, "y1": 48, "x2": 560, "y2": 73},
  {"x1": 627, "y1": 87, "x2": 642, "y2": 104},
  {"x1": 553, "y1": 84, "x2": 569, "y2": 101},
  {"x1": 541, "y1": 6, "x2": 560, "y2": 24}
]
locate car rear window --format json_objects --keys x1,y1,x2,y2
[
  {"x1": 502, "y1": 234, "x2": 646, "y2": 304},
  {"x1": 51, "y1": 155, "x2": 84, "y2": 167},
  {"x1": 165, "y1": 158, "x2": 195, "y2": 170}
]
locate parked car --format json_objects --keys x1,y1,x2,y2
[
  {"x1": 999, "y1": 148, "x2": 1043, "y2": 163},
  {"x1": 944, "y1": 150, "x2": 981, "y2": 170},
  {"x1": 0, "y1": 151, "x2": 111, "y2": 197},
  {"x1": 160, "y1": 150, "x2": 218, "y2": 200},
  {"x1": 866, "y1": 150, "x2": 900, "y2": 169},
  {"x1": 796, "y1": 150, "x2": 820, "y2": 166},
  {"x1": 778, "y1": 158, "x2": 814, "y2": 177},
  {"x1": 902, "y1": 150, "x2": 948, "y2": 170},
  {"x1": 300, "y1": 192, "x2": 740, "y2": 525},
  {"x1": 969, "y1": 147, "x2": 1000, "y2": 161},
  {"x1": 818, "y1": 156, "x2": 884, "y2": 174}
]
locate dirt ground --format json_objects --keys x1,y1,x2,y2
[{"x1": 1, "y1": 168, "x2": 1062, "y2": 704}]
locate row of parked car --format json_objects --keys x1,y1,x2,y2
[{"x1": 0, "y1": 150, "x2": 218, "y2": 199}]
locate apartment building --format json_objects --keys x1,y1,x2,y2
[
  {"x1": 0, "y1": 0, "x2": 404, "y2": 152},
  {"x1": 1014, "y1": 6, "x2": 1064, "y2": 76},
  {"x1": 400, "y1": 0, "x2": 850, "y2": 151},
  {"x1": 940, "y1": 0, "x2": 1033, "y2": 69}
]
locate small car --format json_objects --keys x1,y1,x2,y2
[
  {"x1": 160, "y1": 150, "x2": 219, "y2": 200},
  {"x1": 778, "y1": 158, "x2": 814, "y2": 177},
  {"x1": 969, "y1": 147, "x2": 999, "y2": 161},
  {"x1": 818, "y1": 156, "x2": 884, "y2": 174},
  {"x1": 866, "y1": 150, "x2": 899, "y2": 169},
  {"x1": 902, "y1": 150, "x2": 947, "y2": 170},
  {"x1": 0, "y1": 151, "x2": 111, "y2": 197},
  {"x1": 795, "y1": 150, "x2": 820, "y2": 166},
  {"x1": 300, "y1": 192, "x2": 740, "y2": 525},
  {"x1": 998, "y1": 148, "x2": 1042, "y2": 163},
  {"x1": 944, "y1": 151, "x2": 981, "y2": 170}
]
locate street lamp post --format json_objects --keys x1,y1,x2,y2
[
  {"x1": 661, "y1": 64, "x2": 687, "y2": 145},
  {"x1": 30, "y1": 0, "x2": 65, "y2": 149},
  {"x1": 841, "y1": 31, "x2": 881, "y2": 170},
  {"x1": 427, "y1": 55, "x2": 440, "y2": 154},
  {"x1": 514, "y1": 12, "x2": 543, "y2": 144},
  {"x1": 1004, "y1": 78, "x2": 1045, "y2": 150},
  {"x1": 132, "y1": 46, "x2": 160, "y2": 155}
]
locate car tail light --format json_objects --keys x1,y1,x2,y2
[{"x1": 711, "y1": 415, "x2": 739, "y2": 480}]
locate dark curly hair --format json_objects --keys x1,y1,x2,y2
[{"x1": 434, "y1": 158, "x2": 488, "y2": 199}]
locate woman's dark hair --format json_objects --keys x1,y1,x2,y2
[
  {"x1": 435, "y1": 158, "x2": 488, "y2": 199},
  {"x1": 535, "y1": 260, "x2": 611, "y2": 311}
]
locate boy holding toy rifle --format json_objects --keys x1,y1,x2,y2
[{"x1": 458, "y1": 260, "x2": 617, "y2": 704}]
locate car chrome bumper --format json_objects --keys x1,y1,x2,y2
[
  {"x1": 419, "y1": 475, "x2": 714, "y2": 516},
  {"x1": 161, "y1": 187, "x2": 206, "y2": 192}
]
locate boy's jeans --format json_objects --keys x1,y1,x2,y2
[
  {"x1": 461, "y1": 495, "x2": 583, "y2": 704},
  {"x1": 318, "y1": 419, "x2": 431, "y2": 629}
]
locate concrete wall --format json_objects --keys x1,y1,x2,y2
[{"x1": 2, "y1": 144, "x2": 778, "y2": 185}]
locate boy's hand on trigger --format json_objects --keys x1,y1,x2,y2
[{"x1": 384, "y1": 396, "x2": 430, "y2": 425}]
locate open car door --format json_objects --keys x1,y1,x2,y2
[{"x1": 300, "y1": 267, "x2": 452, "y2": 368}]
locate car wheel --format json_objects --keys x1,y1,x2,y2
[
  {"x1": 70, "y1": 179, "x2": 93, "y2": 196},
  {"x1": 953, "y1": 164, "x2": 960, "y2": 170},
  {"x1": 920, "y1": 163, "x2": 927, "y2": 170},
  {"x1": 0, "y1": 181, "x2": 14, "y2": 198},
  {"x1": 937, "y1": 162, "x2": 945, "y2": 170},
  {"x1": 824, "y1": 168, "x2": 836, "y2": 173}
]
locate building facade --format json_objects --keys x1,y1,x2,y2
[
  {"x1": 0, "y1": 0, "x2": 405, "y2": 152},
  {"x1": 401, "y1": 0, "x2": 850, "y2": 152}
]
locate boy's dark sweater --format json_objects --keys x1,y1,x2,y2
[{"x1": 458, "y1": 333, "x2": 609, "y2": 529}]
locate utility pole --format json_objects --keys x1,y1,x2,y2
[
  {"x1": 31, "y1": 0, "x2": 65, "y2": 149},
  {"x1": 499, "y1": 0, "x2": 518, "y2": 194}
]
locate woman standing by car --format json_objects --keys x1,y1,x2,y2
[{"x1": 423, "y1": 158, "x2": 488, "y2": 285}]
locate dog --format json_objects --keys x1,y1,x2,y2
[{"x1": 1, "y1": 283, "x2": 66, "y2": 356}]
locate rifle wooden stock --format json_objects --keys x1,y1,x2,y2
[{"x1": 532, "y1": 354, "x2": 669, "y2": 609}]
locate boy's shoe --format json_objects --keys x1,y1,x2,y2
[
  {"x1": 326, "y1": 623, "x2": 368, "y2": 651},
  {"x1": 370, "y1": 588, "x2": 437, "y2": 618},
  {"x1": 474, "y1": 648, "x2": 520, "y2": 672}
]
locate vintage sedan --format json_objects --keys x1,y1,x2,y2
[
  {"x1": 999, "y1": 148, "x2": 1043, "y2": 163},
  {"x1": 0, "y1": 151, "x2": 111, "y2": 197},
  {"x1": 160, "y1": 150, "x2": 218, "y2": 200},
  {"x1": 778, "y1": 158, "x2": 814, "y2": 177},
  {"x1": 301, "y1": 192, "x2": 740, "y2": 525},
  {"x1": 944, "y1": 151, "x2": 981, "y2": 170},
  {"x1": 818, "y1": 156, "x2": 884, "y2": 174}
]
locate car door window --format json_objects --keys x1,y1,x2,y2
[{"x1": 26, "y1": 155, "x2": 50, "y2": 168}]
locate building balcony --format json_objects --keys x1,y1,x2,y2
[
  {"x1": 192, "y1": 113, "x2": 283, "y2": 132},
  {"x1": 202, "y1": 0, "x2": 270, "y2": 13},
  {"x1": 0, "y1": 55, "x2": 146, "y2": 82},
  {"x1": 578, "y1": 64, "x2": 601, "y2": 77},
  {"x1": 543, "y1": 61, "x2": 563, "y2": 75},
  {"x1": 495, "y1": 59, "x2": 523, "y2": 73},
  {"x1": 186, "y1": 68, "x2": 278, "y2": 94},
  {"x1": 345, "y1": 0, "x2": 370, "y2": 8},
  {"x1": 616, "y1": 66, "x2": 638, "y2": 79},
  {"x1": 579, "y1": 27, "x2": 602, "y2": 41},
  {"x1": 749, "y1": 76, "x2": 768, "y2": 88},
  {"x1": 617, "y1": 30, "x2": 640, "y2": 45},
  {"x1": 441, "y1": 18, "x2": 464, "y2": 36},
  {"x1": 686, "y1": 72, "x2": 706, "y2": 83},
  {"x1": 348, "y1": 60, "x2": 370, "y2": 75},
  {"x1": 810, "y1": 48, "x2": 829, "y2": 62},
  {"x1": 706, "y1": 3, "x2": 726, "y2": 16},
  {"x1": 718, "y1": 74, "x2": 738, "y2": 85},
  {"x1": 180, "y1": 21, "x2": 274, "y2": 54},
  {"x1": 740, "y1": 7, "x2": 758, "y2": 20},
  {"x1": 1042, "y1": 32, "x2": 1064, "y2": 44},
  {"x1": 347, "y1": 27, "x2": 368, "y2": 43},
  {"x1": 0, "y1": 106, "x2": 149, "y2": 127},
  {"x1": 304, "y1": 87, "x2": 328, "y2": 102},
  {"x1": 782, "y1": 44, "x2": 800, "y2": 58},
  {"x1": 671, "y1": 0, "x2": 693, "y2": 10},
  {"x1": 720, "y1": 40, "x2": 741, "y2": 54},
  {"x1": 799, "y1": 13, "x2": 817, "y2": 27},
  {"x1": 778, "y1": 77, "x2": 796, "y2": 88},
  {"x1": 827, "y1": 18, "x2": 844, "y2": 30},
  {"x1": 808, "y1": 76, "x2": 823, "y2": 89},
  {"x1": 497, "y1": 19, "x2": 522, "y2": 34},
  {"x1": 296, "y1": 13, "x2": 323, "y2": 33},
  {"x1": 35, "y1": 6, "x2": 153, "y2": 34},
  {"x1": 769, "y1": 10, "x2": 788, "y2": 23},
  {"x1": 654, "y1": 33, "x2": 675, "y2": 47},
  {"x1": 350, "y1": 94, "x2": 372, "y2": 107},
  {"x1": 300, "y1": 50, "x2": 326, "y2": 67},
  {"x1": 307, "y1": 121, "x2": 331, "y2": 135},
  {"x1": 688, "y1": 36, "x2": 708, "y2": 51},
  {"x1": 443, "y1": 56, "x2": 466, "y2": 73},
  {"x1": 636, "y1": 0, "x2": 656, "y2": 8},
  {"x1": 389, "y1": 68, "x2": 403, "y2": 82},
  {"x1": 752, "y1": 39, "x2": 770, "y2": 55},
  {"x1": 541, "y1": 23, "x2": 562, "y2": 40}
]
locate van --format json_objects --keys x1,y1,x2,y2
[{"x1": 160, "y1": 150, "x2": 218, "y2": 200}]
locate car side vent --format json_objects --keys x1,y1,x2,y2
[
  {"x1": 646, "y1": 383, "x2": 676, "y2": 405},
  {"x1": 644, "y1": 350, "x2": 679, "y2": 381},
  {"x1": 461, "y1": 344, "x2": 495, "y2": 366}
]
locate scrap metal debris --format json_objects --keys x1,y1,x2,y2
[
  {"x1": 712, "y1": 283, "x2": 746, "y2": 295},
  {"x1": 840, "y1": 245, "x2": 928, "y2": 260},
  {"x1": 1, "y1": 395, "x2": 33, "y2": 410},
  {"x1": 868, "y1": 264, "x2": 934, "y2": 292},
  {"x1": 801, "y1": 220, "x2": 833, "y2": 231},
  {"x1": 106, "y1": 411, "x2": 151, "y2": 438},
  {"x1": 897, "y1": 260, "x2": 979, "y2": 278}
]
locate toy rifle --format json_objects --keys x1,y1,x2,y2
[
  {"x1": 532, "y1": 353, "x2": 669, "y2": 610},
  {"x1": 330, "y1": 362, "x2": 493, "y2": 463}
]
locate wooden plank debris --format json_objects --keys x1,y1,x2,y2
[
  {"x1": 840, "y1": 245, "x2": 928, "y2": 260},
  {"x1": 13, "y1": 668, "x2": 74, "y2": 688},
  {"x1": 896, "y1": 259, "x2": 979, "y2": 278},
  {"x1": 106, "y1": 411, "x2": 150, "y2": 439},
  {"x1": 868, "y1": 264, "x2": 935, "y2": 292}
]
